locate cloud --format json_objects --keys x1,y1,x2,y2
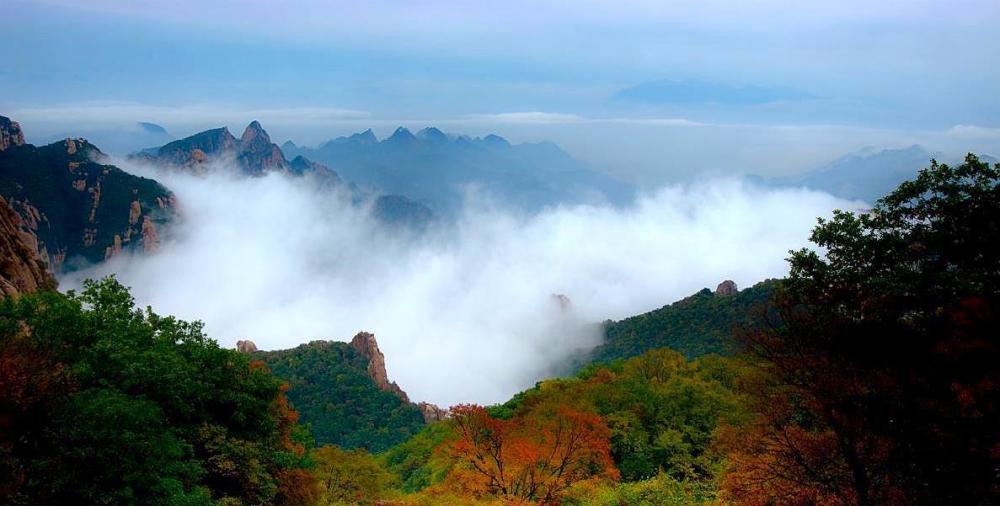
[
  {"x1": 463, "y1": 112, "x2": 585, "y2": 124},
  {"x1": 63, "y1": 161, "x2": 859, "y2": 407},
  {"x1": 10, "y1": 103, "x2": 370, "y2": 133},
  {"x1": 947, "y1": 124, "x2": 1000, "y2": 140},
  {"x1": 615, "y1": 80, "x2": 813, "y2": 106}
]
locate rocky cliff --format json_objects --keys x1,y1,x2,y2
[
  {"x1": 0, "y1": 116, "x2": 26, "y2": 152},
  {"x1": 0, "y1": 196, "x2": 57, "y2": 297},
  {"x1": 350, "y1": 331, "x2": 411, "y2": 403},
  {"x1": 715, "y1": 280, "x2": 738, "y2": 296},
  {"x1": 0, "y1": 115, "x2": 175, "y2": 272}
]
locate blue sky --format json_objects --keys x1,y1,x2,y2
[{"x1": 4, "y1": 0, "x2": 1000, "y2": 183}]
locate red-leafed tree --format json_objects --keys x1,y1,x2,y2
[{"x1": 448, "y1": 404, "x2": 618, "y2": 504}]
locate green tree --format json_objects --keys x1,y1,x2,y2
[
  {"x1": 0, "y1": 277, "x2": 313, "y2": 505},
  {"x1": 734, "y1": 155, "x2": 1000, "y2": 504}
]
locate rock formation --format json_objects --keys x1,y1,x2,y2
[
  {"x1": 348, "y1": 331, "x2": 449, "y2": 423},
  {"x1": 0, "y1": 116, "x2": 25, "y2": 151},
  {"x1": 417, "y1": 402, "x2": 449, "y2": 423},
  {"x1": 235, "y1": 340, "x2": 258, "y2": 353},
  {"x1": 0, "y1": 115, "x2": 175, "y2": 272},
  {"x1": 350, "y1": 331, "x2": 410, "y2": 403},
  {"x1": 0, "y1": 196, "x2": 56, "y2": 297},
  {"x1": 715, "y1": 279, "x2": 739, "y2": 296}
]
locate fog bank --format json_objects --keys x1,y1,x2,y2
[{"x1": 64, "y1": 165, "x2": 859, "y2": 406}]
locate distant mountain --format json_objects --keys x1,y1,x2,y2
[
  {"x1": 589, "y1": 279, "x2": 778, "y2": 363},
  {"x1": 246, "y1": 333, "x2": 436, "y2": 452},
  {"x1": 138, "y1": 120, "x2": 302, "y2": 176},
  {"x1": 0, "y1": 115, "x2": 175, "y2": 272},
  {"x1": 284, "y1": 127, "x2": 635, "y2": 215},
  {"x1": 763, "y1": 145, "x2": 1000, "y2": 203},
  {"x1": 140, "y1": 121, "x2": 434, "y2": 227},
  {"x1": 41, "y1": 122, "x2": 174, "y2": 156}
]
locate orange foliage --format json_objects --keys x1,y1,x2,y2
[{"x1": 447, "y1": 404, "x2": 618, "y2": 504}]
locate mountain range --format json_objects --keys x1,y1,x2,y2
[
  {"x1": 283, "y1": 127, "x2": 636, "y2": 215},
  {"x1": 762, "y1": 144, "x2": 998, "y2": 202}
]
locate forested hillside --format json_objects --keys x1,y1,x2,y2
[
  {"x1": 590, "y1": 279, "x2": 777, "y2": 363},
  {"x1": 255, "y1": 341, "x2": 426, "y2": 452}
]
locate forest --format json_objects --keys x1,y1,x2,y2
[{"x1": 1, "y1": 155, "x2": 998, "y2": 504}]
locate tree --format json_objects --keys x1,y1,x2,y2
[
  {"x1": 448, "y1": 404, "x2": 618, "y2": 504},
  {"x1": 311, "y1": 446, "x2": 395, "y2": 505},
  {"x1": 727, "y1": 155, "x2": 1000, "y2": 504},
  {"x1": 0, "y1": 277, "x2": 315, "y2": 505}
]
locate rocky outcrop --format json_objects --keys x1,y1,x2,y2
[
  {"x1": 235, "y1": 340, "x2": 258, "y2": 353},
  {"x1": 348, "y1": 331, "x2": 450, "y2": 423},
  {"x1": 417, "y1": 402, "x2": 449, "y2": 423},
  {"x1": 0, "y1": 116, "x2": 175, "y2": 272},
  {"x1": 716, "y1": 280, "x2": 739, "y2": 296},
  {"x1": 350, "y1": 331, "x2": 410, "y2": 403},
  {"x1": 0, "y1": 196, "x2": 56, "y2": 297},
  {"x1": 0, "y1": 117, "x2": 25, "y2": 152}
]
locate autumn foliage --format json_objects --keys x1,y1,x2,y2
[{"x1": 447, "y1": 404, "x2": 618, "y2": 504}]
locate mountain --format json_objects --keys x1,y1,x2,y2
[
  {"x1": 589, "y1": 279, "x2": 778, "y2": 363},
  {"x1": 0, "y1": 196, "x2": 57, "y2": 296},
  {"x1": 140, "y1": 121, "x2": 434, "y2": 227},
  {"x1": 284, "y1": 127, "x2": 635, "y2": 215},
  {"x1": 764, "y1": 145, "x2": 966, "y2": 202},
  {"x1": 139, "y1": 121, "x2": 298, "y2": 176},
  {"x1": 246, "y1": 332, "x2": 434, "y2": 452},
  {"x1": 40, "y1": 122, "x2": 174, "y2": 156},
  {"x1": 0, "y1": 116, "x2": 175, "y2": 272}
]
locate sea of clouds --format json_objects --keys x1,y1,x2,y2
[{"x1": 64, "y1": 162, "x2": 859, "y2": 406}]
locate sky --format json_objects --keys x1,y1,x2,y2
[{"x1": 4, "y1": 0, "x2": 1000, "y2": 182}]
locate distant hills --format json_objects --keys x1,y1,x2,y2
[
  {"x1": 283, "y1": 127, "x2": 636, "y2": 215},
  {"x1": 763, "y1": 145, "x2": 998, "y2": 203}
]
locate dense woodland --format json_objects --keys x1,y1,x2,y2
[{"x1": 1, "y1": 155, "x2": 998, "y2": 504}]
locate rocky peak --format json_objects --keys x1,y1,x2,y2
[
  {"x1": 417, "y1": 402, "x2": 449, "y2": 423},
  {"x1": 350, "y1": 331, "x2": 410, "y2": 403},
  {"x1": 0, "y1": 116, "x2": 26, "y2": 151},
  {"x1": 235, "y1": 340, "x2": 258, "y2": 353},
  {"x1": 240, "y1": 120, "x2": 270, "y2": 146},
  {"x1": 715, "y1": 280, "x2": 739, "y2": 296}
]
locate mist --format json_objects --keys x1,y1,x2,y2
[{"x1": 63, "y1": 162, "x2": 859, "y2": 406}]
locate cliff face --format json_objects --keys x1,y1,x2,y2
[
  {"x1": 349, "y1": 331, "x2": 449, "y2": 423},
  {"x1": 0, "y1": 196, "x2": 56, "y2": 297},
  {"x1": 0, "y1": 116, "x2": 175, "y2": 272},
  {"x1": 0, "y1": 116, "x2": 26, "y2": 152},
  {"x1": 350, "y1": 331, "x2": 411, "y2": 403}
]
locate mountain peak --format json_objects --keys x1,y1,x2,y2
[
  {"x1": 137, "y1": 122, "x2": 168, "y2": 135},
  {"x1": 480, "y1": 133, "x2": 511, "y2": 148},
  {"x1": 0, "y1": 116, "x2": 26, "y2": 151},
  {"x1": 350, "y1": 331, "x2": 410, "y2": 402},
  {"x1": 417, "y1": 127, "x2": 448, "y2": 143},
  {"x1": 241, "y1": 120, "x2": 270, "y2": 145},
  {"x1": 384, "y1": 126, "x2": 416, "y2": 144},
  {"x1": 352, "y1": 128, "x2": 378, "y2": 144}
]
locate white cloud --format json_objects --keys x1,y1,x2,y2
[{"x1": 63, "y1": 161, "x2": 859, "y2": 406}]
